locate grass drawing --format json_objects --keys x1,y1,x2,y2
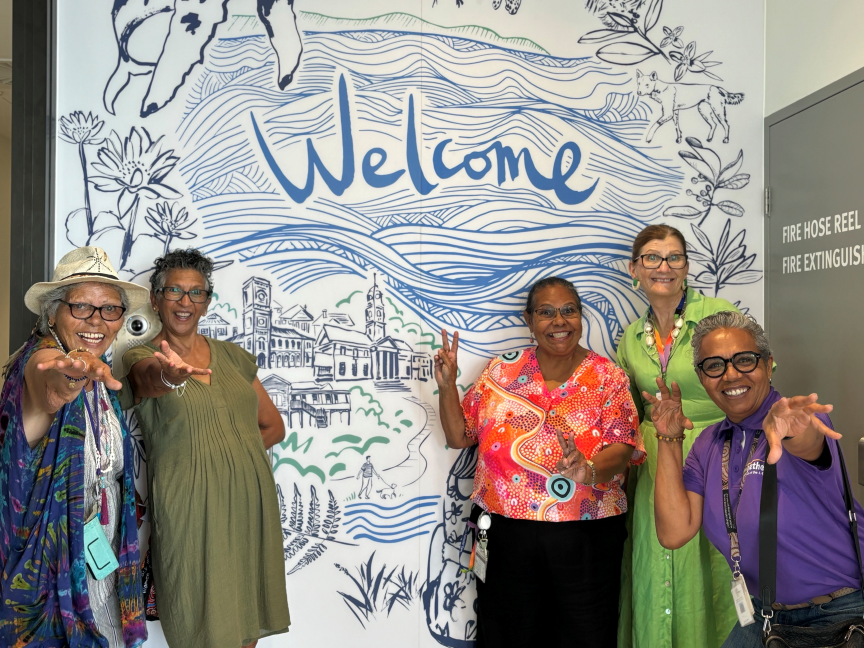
[
  {"x1": 271, "y1": 455, "x2": 326, "y2": 483},
  {"x1": 280, "y1": 431, "x2": 314, "y2": 454},
  {"x1": 279, "y1": 484, "x2": 358, "y2": 576},
  {"x1": 336, "y1": 290, "x2": 362, "y2": 307},
  {"x1": 334, "y1": 552, "x2": 424, "y2": 628},
  {"x1": 325, "y1": 436, "x2": 391, "y2": 459}
]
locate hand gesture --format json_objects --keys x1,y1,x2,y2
[
  {"x1": 556, "y1": 428, "x2": 589, "y2": 484},
  {"x1": 153, "y1": 340, "x2": 212, "y2": 385},
  {"x1": 37, "y1": 352, "x2": 123, "y2": 391},
  {"x1": 434, "y1": 329, "x2": 459, "y2": 389},
  {"x1": 643, "y1": 376, "x2": 693, "y2": 438},
  {"x1": 762, "y1": 394, "x2": 839, "y2": 464}
]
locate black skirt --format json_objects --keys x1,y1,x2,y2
[{"x1": 475, "y1": 511, "x2": 627, "y2": 648}]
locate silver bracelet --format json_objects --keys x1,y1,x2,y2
[{"x1": 160, "y1": 369, "x2": 187, "y2": 397}]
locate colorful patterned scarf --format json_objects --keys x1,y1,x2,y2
[{"x1": 0, "y1": 335, "x2": 146, "y2": 647}]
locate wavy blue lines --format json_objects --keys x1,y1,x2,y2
[{"x1": 343, "y1": 495, "x2": 441, "y2": 543}]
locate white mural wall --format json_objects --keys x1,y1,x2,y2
[{"x1": 54, "y1": 0, "x2": 765, "y2": 646}]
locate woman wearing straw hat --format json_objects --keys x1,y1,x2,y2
[{"x1": 0, "y1": 247, "x2": 149, "y2": 648}]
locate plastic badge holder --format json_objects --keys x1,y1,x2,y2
[{"x1": 84, "y1": 516, "x2": 119, "y2": 580}]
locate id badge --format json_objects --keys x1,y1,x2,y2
[
  {"x1": 84, "y1": 516, "x2": 119, "y2": 580},
  {"x1": 473, "y1": 539, "x2": 488, "y2": 583},
  {"x1": 730, "y1": 576, "x2": 755, "y2": 627}
]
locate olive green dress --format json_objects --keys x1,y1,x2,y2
[
  {"x1": 122, "y1": 338, "x2": 290, "y2": 648},
  {"x1": 616, "y1": 288, "x2": 738, "y2": 648}
]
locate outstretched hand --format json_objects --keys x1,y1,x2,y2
[
  {"x1": 434, "y1": 329, "x2": 459, "y2": 388},
  {"x1": 36, "y1": 352, "x2": 123, "y2": 391},
  {"x1": 556, "y1": 428, "x2": 589, "y2": 484},
  {"x1": 153, "y1": 340, "x2": 211, "y2": 385},
  {"x1": 643, "y1": 376, "x2": 693, "y2": 438},
  {"x1": 762, "y1": 393, "x2": 839, "y2": 464}
]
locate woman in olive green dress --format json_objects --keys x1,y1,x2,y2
[
  {"x1": 616, "y1": 225, "x2": 738, "y2": 648},
  {"x1": 123, "y1": 249, "x2": 289, "y2": 648}
]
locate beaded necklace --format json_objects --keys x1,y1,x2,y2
[
  {"x1": 644, "y1": 291, "x2": 686, "y2": 375},
  {"x1": 83, "y1": 382, "x2": 115, "y2": 525}
]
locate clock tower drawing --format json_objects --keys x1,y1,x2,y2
[
  {"x1": 243, "y1": 277, "x2": 272, "y2": 367},
  {"x1": 365, "y1": 273, "x2": 386, "y2": 341}
]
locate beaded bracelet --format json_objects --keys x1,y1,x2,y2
[
  {"x1": 655, "y1": 431, "x2": 686, "y2": 443},
  {"x1": 63, "y1": 373, "x2": 88, "y2": 389},
  {"x1": 160, "y1": 369, "x2": 187, "y2": 397}
]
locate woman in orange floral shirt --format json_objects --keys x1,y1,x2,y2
[{"x1": 435, "y1": 277, "x2": 644, "y2": 648}]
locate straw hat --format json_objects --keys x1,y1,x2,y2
[{"x1": 24, "y1": 247, "x2": 151, "y2": 315}]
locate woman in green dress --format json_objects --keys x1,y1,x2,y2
[
  {"x1": 617, "y1": 225, "x2": 738, "y2": 648},
  {"x1": 122, "y1": 249, "x2": 289, "y2": 648}
]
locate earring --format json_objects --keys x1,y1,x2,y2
[
  {"x1": 683, "y1": 278, "x2": 689, "y2": 289},
  {"x1": 632, "y1": 278, "x2": 640, "y2": 290}
]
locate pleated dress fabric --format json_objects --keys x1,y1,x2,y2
[{"x1": 123, "y1": 338, "x2": 290, "y2": 648}]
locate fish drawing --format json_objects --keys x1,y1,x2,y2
[{"x1": 104, "y1": 0, "x2": 302, "y2": 118}]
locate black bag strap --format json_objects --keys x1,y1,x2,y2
[
  {"x1": 759, "y1": 440, "x2": 864, "y2": 623},
  {"x1": 759, "y1": 460, "x2": 778, "y2": 618}
]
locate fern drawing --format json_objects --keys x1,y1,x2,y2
[{"x1": 278, "y1": 483, "x2": 357, "y2": 575}]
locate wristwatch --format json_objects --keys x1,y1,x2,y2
[{"x1": 585, "y1": 458, "x2": 596, "y2": 488}]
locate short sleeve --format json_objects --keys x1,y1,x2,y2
[
  {"x1": 216, "y1": 339, "x2": 259, "y2": 384},
  {"x1": 599, "y1": 367, "x2": 645, "y2": 465},
  {"x1": 460, "y1": 362, "x2": 492, "y2": 442},
  {"x1": 682, "y1": 427, "x2": 713, "y2": 496},
  {"x1": 122, "y1": 344, "x2": 156, "y2": 376}
]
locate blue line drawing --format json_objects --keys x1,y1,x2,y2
[
  {"x1": 103, "y1": 1, "x2": 302, "y2": 117},
  {"x1": 343, "y1": 495, "x2": 442, "y2": 543},
  {"x1": 176, "y1": 26, "x2": 697, "y2": 358}
]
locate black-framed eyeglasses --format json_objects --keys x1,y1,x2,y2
[
  {"x1": 697, "y1": 351, "x2": 763, "y2": 378},
  {"x1": 533, "y1": 306, "x2": 581, "y2": 321},
  {"x1": 156, "y1": 287, "x2": 212, "y2": 303},
  {"x1": 60, "y1": 300, "x2": 127, "y2": 322},
  {"x1": 634, "y1": 253, "x2": 689, "y2": 269}
]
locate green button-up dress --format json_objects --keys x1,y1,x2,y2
[{"x1": 616, "y1": 287, "x2": 738, "y2": 648}]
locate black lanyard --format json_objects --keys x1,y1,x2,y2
[{"x1": 721, "y1": 428, "x2": 762, "y2": 577}]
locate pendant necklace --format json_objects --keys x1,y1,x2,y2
[{"x1": 644, "y1": 291, "x2": 686, "y2": 377}]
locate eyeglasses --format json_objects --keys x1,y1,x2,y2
[
  {"x1": 697, "y1": 351, "x2": 763, "y2": 378},
  {"x1": 634, "y1": 253, "x2": 688, "y2": 269},
  {"x1": 533, "y1": 306, "x2": 581, "y2": 321},
  {"x1": 60, "y1": 300, "x2": 127, "y2": 322},
  {"x1": 156, "y1": 287, "x2": 212, "y2": 303}
]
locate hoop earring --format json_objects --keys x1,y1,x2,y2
[{"x1": 632, "y1": 278, "x2": 640, "y2": 290}]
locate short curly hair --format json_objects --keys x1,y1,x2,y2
[{"x1": 150, "y1": 248, "x2": 215, "y2": 293}]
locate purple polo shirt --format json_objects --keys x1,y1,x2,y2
[{"x1": 682, "y1": 388, "x2": 864, "y2": 604}]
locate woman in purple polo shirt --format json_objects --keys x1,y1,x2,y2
[{"x1": 646, "y1": 311, "x2": 864, "y2": 647}]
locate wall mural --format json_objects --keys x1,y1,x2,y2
[{"x1": 54, "y1": 1, "x2": 764, "y2": 646}]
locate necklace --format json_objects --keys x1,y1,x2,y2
[{"x1": 644, "y1": 292, "x2": 686, "y2": 348}]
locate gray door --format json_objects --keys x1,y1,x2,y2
[{"x1": 767, "y1": 77, "x2": 864, "y2": 501}]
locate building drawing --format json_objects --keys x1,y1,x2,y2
[
  {"x1": 235, "y1": 274, "x2": 432, "y2": 386},
  {"x1": 198, "y1": 312, "x2": 236, "y2": 341},
  {"x1": 261, "y1": 374, "x2": 351, "y2": 429},
  {"x1": 241, "y1": 277, "x2": 314, "y2": 369}
]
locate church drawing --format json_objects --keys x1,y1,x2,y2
[{"x1": 231, "y1": 274, "x2": 433, "y2": 387}]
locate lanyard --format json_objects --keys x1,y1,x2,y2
[
  {"x1": 649, "y1": 293, "x2": 686, "y2": 376},
  {"x1": 82, "y1": 382, "x2": 110, "y2": 526},
  {"x1": 721, "y1": 428, "x2": 762, "y2": 577}
]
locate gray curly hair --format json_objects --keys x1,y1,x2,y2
[
  {"x1": 691, "y1": 311, "x2": 772, "y2": 368},
  {"x1": 37, "y1": 282, "x2": 129, "y2": 336}
]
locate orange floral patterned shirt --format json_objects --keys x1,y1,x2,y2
[{"x1": 462, "y1": 348, "x2": 644, "y2": 522}]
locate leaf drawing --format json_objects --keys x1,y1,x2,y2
[
  {"x1": 284, "y1": 534, "x2": 309, "y2": 560},
  {"x1": 289, "y1": 483, "x2": 303, "y2": 532},
  {"x1": 687, "y1": 220, "x2": 761, "y2": 296},
  {"x1": 596, "y1": 42, "x2": 656, "y2": 66},
  {"x1": 305, "y1": 486, "x2": 321, "y2": 537},
  {"x1": 287, "y1": 543, "x2": 327, "y2": 575},
  {"x1": 277, "y1": 484, "x2": 288, "y2": 526},
  {"x1": 321, "y1": 490, "x2": 341, "y2": 540},
  {"x1": 663, "y1": 139, "x2": 750, "y2": 226}
]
